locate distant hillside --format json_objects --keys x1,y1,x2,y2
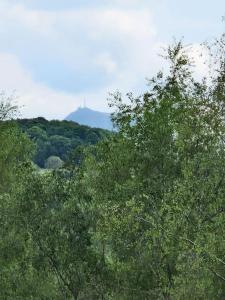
[
  {"x1": 65, "y1": 107, "x2": 113, "y2": 130},
  {"x1": 16, "y1": 117, "x2": 110, "y2": 168}
]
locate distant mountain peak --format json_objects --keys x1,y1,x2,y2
[{"x1": 65, "y1": 107, "x2": 113, "y2": 130}]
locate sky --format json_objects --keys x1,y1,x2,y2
[{"x1": 0, "y1": 0, "x2": 224, "y2": 119}]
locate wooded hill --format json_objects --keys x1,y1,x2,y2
[{"x1": 16, "y1": 117, "x2": 111, "y2": 167}]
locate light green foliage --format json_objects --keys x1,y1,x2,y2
[
  {"x1": 0, "y1": 98, "x2": 33, "y2": 192},
  {"x1": 0, "y1": 101, "x2": 51, "y2": 298},
  {"x1": 81, "y1": 38, "x2": 225, "y2": 298},
  {"x1": 15, "y1": 165, "x2": 114, "y2": 299},
  {"x1": 44, "y1": 155, "x2": 64, "y2": 169}
]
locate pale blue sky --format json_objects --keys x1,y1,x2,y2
[{"x1": 0, "y1": 0, "x2": 224, "y2": 119}]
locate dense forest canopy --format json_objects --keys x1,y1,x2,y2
[
  {"x1": 1, "y1": 31, "x2": 225, "y2": 299},
  {"x1": 16, "y1": 117, "x2": 110, "y2": 168}
]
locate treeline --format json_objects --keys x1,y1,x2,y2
[
  {"x1": 16, "y1": 117, "x2": 110, "y2": 168},
  {"x1": 1, "y1": 35, "x2": 225, "y2": 299}
]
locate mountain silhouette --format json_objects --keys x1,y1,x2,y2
[{"x1": 65, "y1": 107, "x2": 113, "y2": 130}]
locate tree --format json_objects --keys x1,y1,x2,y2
[
  {"x1": 0, "y1": 97, "x2": 33, "y2": 191},
  {"x1": 0, "y1": 99, "x2": 49, "y2": 298},
  {"x1": 49, "y1": 135, "x2": 72, "y2": 159},
  {"x1": 0, "y1": 99, "x2": 108, "y2": 298},
  {"x1": 81, "y1": 38, "x2": 225, "y2": 298},
  {"x1": 17, "y1": 117, "x2": 110, "y2": 168},
  {"x1": 13, "y1": 170, "x2": 108, "y2": 299},
  {"x1": 44, "y1": 155, "x2": 64, "y2": 169}
]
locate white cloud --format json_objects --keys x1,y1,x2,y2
[
  {"x1": 0, "y1": 52, "x2": 80, "y2": 118},
  {"x1": 94, "y1": 53, "x2": 117, "y2": 75},
  {"x1": 0, "y1": 2, "x2": 163, "y2": 119},
  {"x1": 0, "y1": 52, "x2": 125, "y2": 119}
]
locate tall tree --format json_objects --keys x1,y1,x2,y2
[{"x1": 81, "y1": 39, "x2": 225, "y2": 298}]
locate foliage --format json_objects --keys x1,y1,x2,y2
[
  {"x1": 2, "y1": 32, "x2": 225, "y2": 299},
  {"x1": 81, "y1": 38, "x2": 225, "y2": 298},
  {"x1": 44, "y1": 155, "x2": 64, "y2": 169},
  {"x1": 17, "y1": 117, "x2": 110, "y2": 167},
  {"x1": 0, "y1": 96, "x2": 33, "y2": 192},
  {"x1": 11, "y1": 170, "x2": 106, "y2": 299}
]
